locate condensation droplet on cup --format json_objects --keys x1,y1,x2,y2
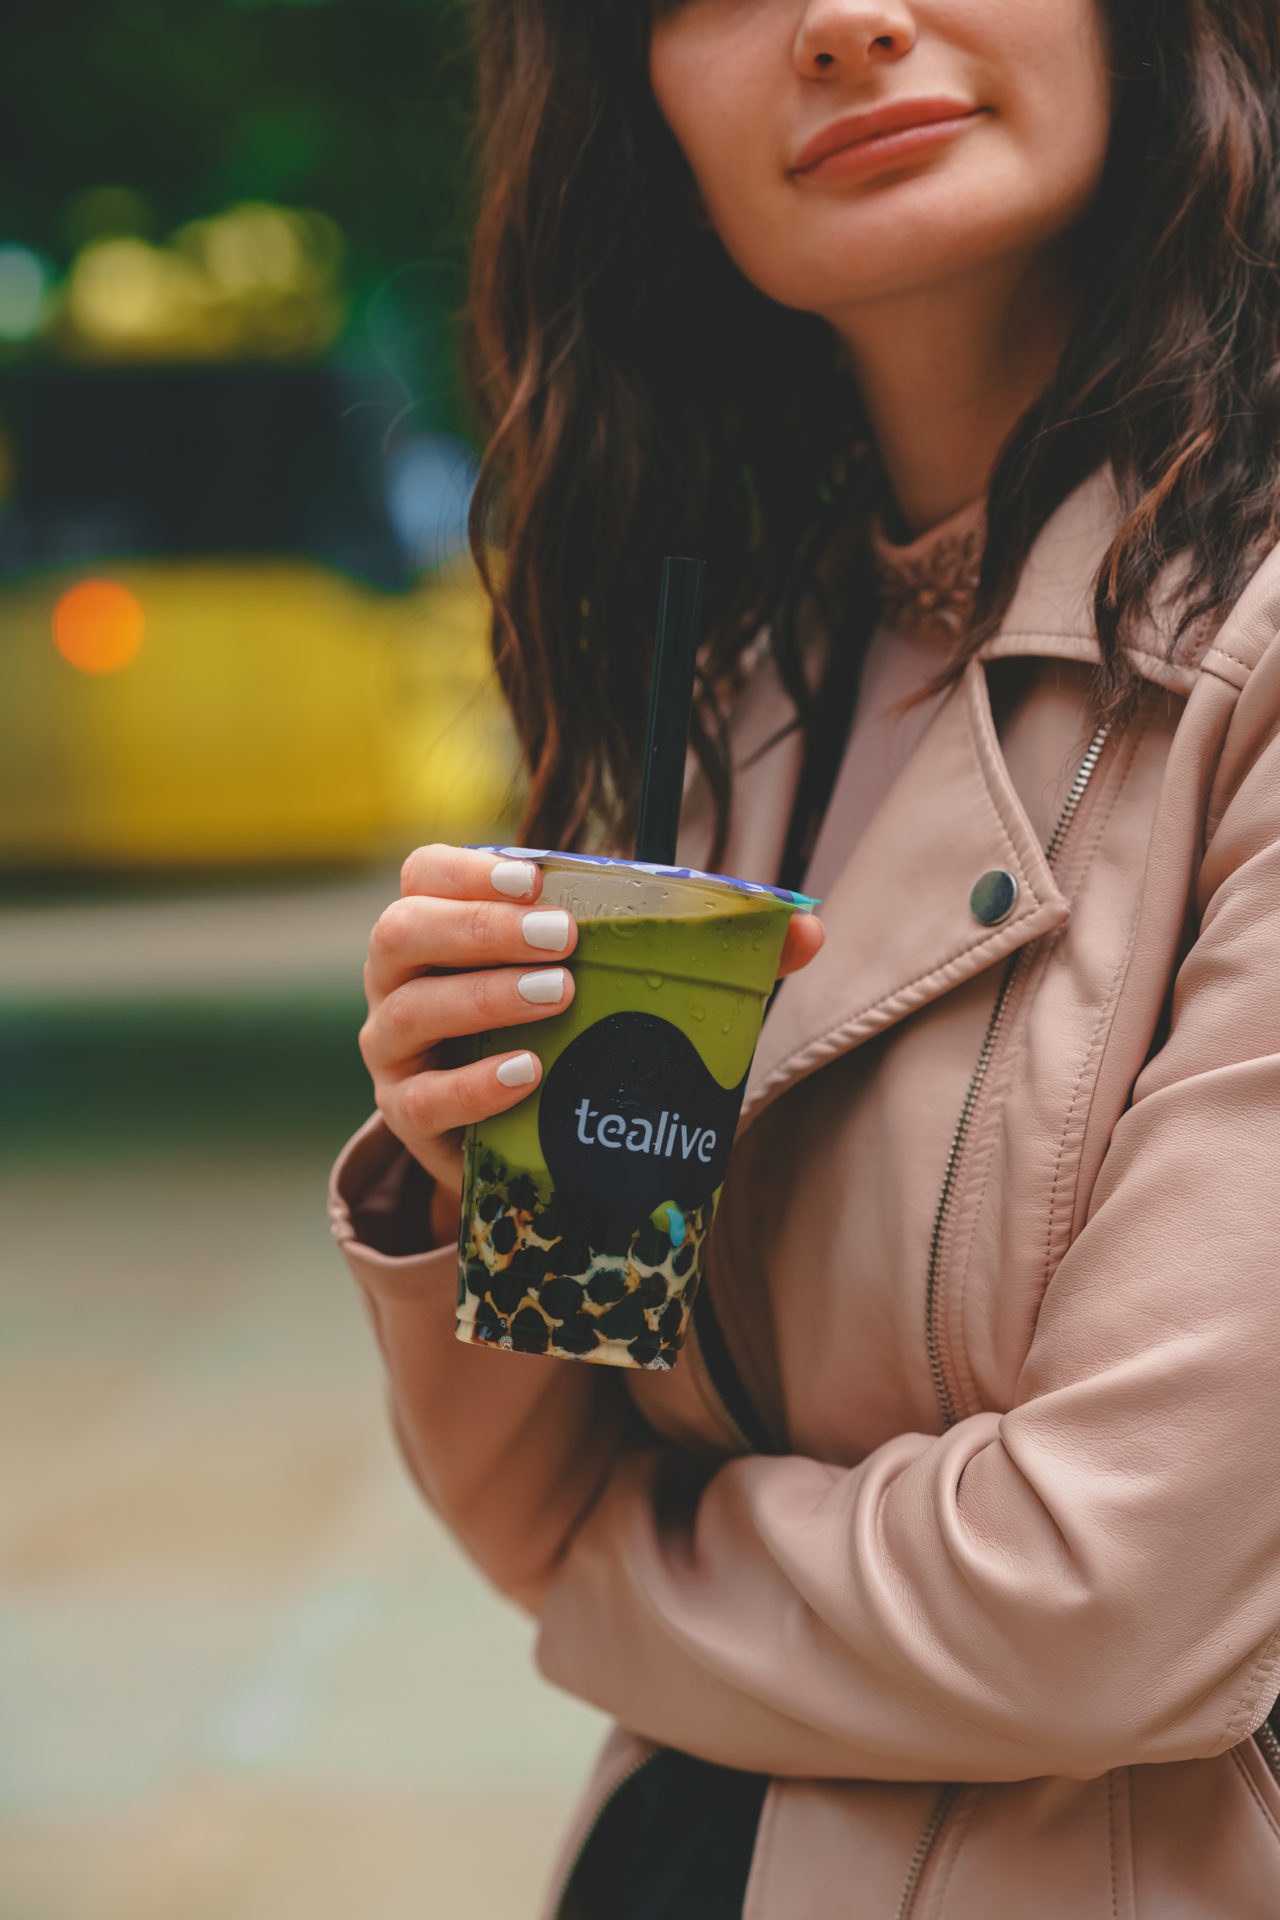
[
  {"x1": 646, "y1": 973, "x2": 663, "y2": 990},
  {"x1": 691, "y1": 1005, "x2": 706, "y2": 1021},
  {"x1": 721, "y1": 1021, "x2": 732, "y2": 1034}
]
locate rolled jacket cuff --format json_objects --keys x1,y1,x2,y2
[{"x1": 329, "y1": 1112, "x2": 457, "y2": 1298}]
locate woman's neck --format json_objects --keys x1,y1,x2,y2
[{"x1": 832, "y1": 251, "x2": 1075, "y2": 539}]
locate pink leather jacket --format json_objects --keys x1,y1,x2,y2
[{"x1": 330, "y1": 471, "x2": 1280, "y2": 1918}]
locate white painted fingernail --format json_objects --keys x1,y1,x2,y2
[
  {"x1": 517, "y1": 968, "x2": 566, "y2": 1005},
  {"x1": 491, "y1": 858, "x2": 538, "y2": 900},
  {"x1": 522, "y1": 909, "x2": 570, "y2": 951},
  {"x1": 496, "y1": 1052, "x2": 538, "y2": 1088}
]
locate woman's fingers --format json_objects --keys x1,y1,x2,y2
[
  {"x1": 365, "y1": 892, "x2": 578, "y2": 998},
  {"x1": 399, "y1": 843, "x2": 543, "y2": 907},
  {"x1": 360, "y1": 963, "x2": 575, "y2": 1074},
  {"x1": 382, "y1": 1047, "x2": 544, "y2": 1151},
  {"x1": 776, "y1": 911, "x2": 825, "y2": 978}
]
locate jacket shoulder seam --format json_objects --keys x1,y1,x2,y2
[
  {"x1": 1222, "y1": 1628, "x2": 1280, "y2": 1749},
  {"x1": 1195, "y1": 542, "x2": 1280, "y2": 686}
]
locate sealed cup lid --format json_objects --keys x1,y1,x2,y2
[{"x1": 470, "y1": 846, "x2": 819, "y2": 910}]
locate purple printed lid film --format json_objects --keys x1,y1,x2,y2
[{"x1": 469, "y1": 846, "x2": 820, "y2": 913}]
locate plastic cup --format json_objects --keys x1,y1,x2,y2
[{"x1": 456, "y1": 850, "x2": 815, "y2": 1371}]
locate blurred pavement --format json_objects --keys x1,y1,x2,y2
[
  {"x1": 0, "y1": 873, "x2": 399, "y2": 1002},
  {"x1": 0, "y1": 880, "x2": 607, "y2": 1920}
]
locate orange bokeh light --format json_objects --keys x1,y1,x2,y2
[{"x1": 53, "y1": 579, "x2": 145, "y2": 674}]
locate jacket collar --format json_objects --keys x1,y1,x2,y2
[
  {"x1": 976, "y1": 467, "x2": 1196, "y2": 694},
  {"x1": 737, "y1": 468, "x2": 1188, "y2": 1131}
]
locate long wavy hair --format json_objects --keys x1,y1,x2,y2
[{"x1": 465, "y1": 0, "x2": 1280, "y2": 867}]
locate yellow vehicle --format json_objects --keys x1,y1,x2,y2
[{"x1": 0, "y1": 363, "x2": 517, "y2": 871}]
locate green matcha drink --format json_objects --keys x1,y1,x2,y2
[{"x1": 457, "y1": 851, "x2": 813, "y2": 1371}]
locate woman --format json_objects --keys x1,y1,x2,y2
[{"x1": 331, "y1": 2, "x2": 1280, "y2": 1913}]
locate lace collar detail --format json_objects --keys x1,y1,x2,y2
[{"x1": 871, "y1": 496, "x2": 987, "y2": 642}]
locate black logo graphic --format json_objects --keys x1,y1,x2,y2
[{"x1": 539, "y1": 1012, "x2": 746, "y2": 1219}]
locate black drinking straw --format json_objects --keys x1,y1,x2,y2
[{"x1": 635, "y1": 555, "x2": 706, "y2": 866}]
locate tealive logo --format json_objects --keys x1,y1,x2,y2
[
  {"x1": 539, "y1": 1011, "x2": 744, "y2": 1214},
  {"x1": 574, "y1": 1100, "x2": 716, "y2": 1165}
]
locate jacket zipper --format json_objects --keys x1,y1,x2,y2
[
  {"x1": 551, "y1": 1753, "x2": 658, "y2": 1918},
  {"x1": 901, "y1": 722, "x2": 1111, "y2": 1915},
  {"x1": 1256, "y1": 1718, "x2": 1280, "y2": 1782},
  {"x1": 894, "y1": 1783, "x2": 962, "y2": 1920},
  {"x1": 923, "y1": 949, "x2": 1021, "y2": 1430},
  {"x1": 926, "y1": 721, "x2": 1111, "y2": 1430}
]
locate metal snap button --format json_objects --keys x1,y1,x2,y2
[{"x1": 970, "y1": 869, "x2": 1019, "y2": 927}]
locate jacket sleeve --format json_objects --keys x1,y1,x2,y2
[
  {"x1": 532, "y1": 638, "x2": 1280, "y2": 1784},
  {"x1": 330, "y1": 1114, "x2": 631, "y2": 1612}
]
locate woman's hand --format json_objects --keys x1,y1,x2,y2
[
  {"x1": 359, "y1": 843, "x2": 826, "y2": 1243},
  {"x1": 359, "y1": 846, "x2": 579, "y2": 1237},
  {"x1": 778, "y1": 910, "x2": 824, "y2": 977}
]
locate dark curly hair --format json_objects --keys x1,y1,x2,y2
[{"x1": 465, "y1": 0, "x2": 1280, "y2": 867}]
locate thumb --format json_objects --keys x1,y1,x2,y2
[{"x1": 776, "y1": 912, "x2": 825, "y2": 979}]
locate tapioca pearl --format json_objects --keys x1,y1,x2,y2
[
  {"x1": 464, "y1": 1260, "x2": 491, "y2": 1298},
  {"x1": 632, "y1": 1220, "x2": 670, "y2": 1268},
  {"x1": 556, "y1": 1233, "x2": 592, "y2": 1275},
  {"x1": 508, "y1": 1173, "x2": 539, "y2": 1213},
  {"x1": 510, "y1": 1242, "x2": 555, "y2": 1283},
  {"x1": 589, "y1": 1221, "x2": 632, "y2": 1260},
  {"x1": 637, "y1": 1271, "x2": 668, "y2": 1309},
  {"x1": 479, "y1": 1158, "x2": 500, "y2": 1184},
  {"x1": 555, "y1": 1315, "x2": 600, "y2": 1356},
  {"x1": 586, "y1": 1265, "x2": 628, "y2": 1306},
  {"x1": 489, "y1": 1269, "x2": 526, "y2": 1316},
  {"x1": 629, "y1": 1331, "x2": 662, "y2": 1367},
  {"x1": 489, "y1": 1214, "x2": 518, "y2": 1256},
  {"x1": 672, "y1": 1242, "x2": 696, "y2": 1278},
  {"x1": 510, "y1": 1305, "x2": 550, "y2": 1353},
  {"x1": 659, "y1": 1299, "x2": 685, "y2": 1342},
  {"x1": 538, "y1": 1274, "x2": 586, "y2": 1321},
  {"x1": 534, "y1": 1194, "x2": 568, "y2": 1240},
  {"x1": 596, "y1": 1293, "x2": 648, "y2": 1342},
  {"x1": 474, "y1": 1300, "x2": 507, "y2": 1343},
  {"x1": 478, "y1": 1191, "x2": 505, "y2": 1224}
]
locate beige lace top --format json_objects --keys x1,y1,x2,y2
[
  {"x1": 803, "y1": 496, "x2": 986, "y2": 901},
  {"x1": 870, "y1": 496, "x2": 986, "y2": 643}
]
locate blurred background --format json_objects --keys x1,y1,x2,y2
[{"x1": 0, "y1": 4, "x2": 607, "y2": 1916}]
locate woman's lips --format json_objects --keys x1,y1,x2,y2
[{"x1": 792, "y1": 100, "x2": 987, "y2": 182}]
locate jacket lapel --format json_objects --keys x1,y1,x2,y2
[
  {"x1": 739, "y1": 654, "x2": 1069, "y2": 1129},
  {"x1": 725, "y1": 466, "x2": 1192, "y2": 1132}
]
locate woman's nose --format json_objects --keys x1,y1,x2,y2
[{"x1": 793, "y1": 0, "x2": 917, "y2": 80}]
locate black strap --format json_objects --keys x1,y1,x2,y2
[
  {"x1": 692, "y1": 592, "x2": 870, "y2": 1459},
  {"x1": 560, "y1": 1750, "x2": 769, "y2": 1920},
  {"x1": 692, "y1": 1284, "x2": 774, "y2": 1455},
  {"x1": 775, "y1": 611, "x2": 867, "y2": 897}
]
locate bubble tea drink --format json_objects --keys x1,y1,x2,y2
[{"x1": 457, "y1": 851, "x2": 814, "y2": 1371}]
